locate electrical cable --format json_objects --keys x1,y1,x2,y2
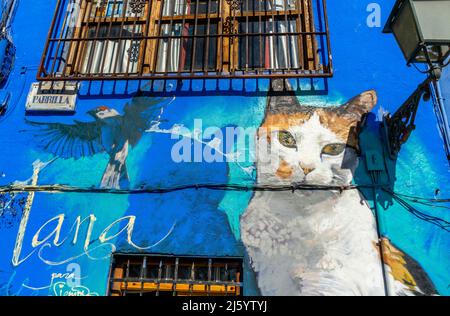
[
  {"x1": 401, "y1": 200, "x2": 450, "y2": 211},
  {"x1": 387, "y1": 190, "x2": 450, "y2": 203},
  {"x1": 389, "y1": 192, "x2": 450, "y2": 232},
  {"x1": 2, "y1": 182, "x2": 447, "y2": 234},
  {"x1": 0, "y1": 182, "x2": 448, "y2": 206},
  {"x1": 381, "y1": 189, "x2": 450, "y2": 232},
  {"x1": 0, "y1": 182, "x2": 380, "y2": 195}
]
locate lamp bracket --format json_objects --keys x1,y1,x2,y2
[{"x1": 384, "y1": 77, "x2": 432, "y2": 158}]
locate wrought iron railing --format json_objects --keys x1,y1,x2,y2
[
  {"x1": 38, "y1": 0, "x2": 332, "y2": 81},
  {"x1": 108, "y1": 254, "x2": 243, "y2": 296}
]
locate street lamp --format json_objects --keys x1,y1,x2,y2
[
  {"x1": 383, "y1": 0, "x2": 450, "y2": 65},
  {"x1": 382, "y1": 0, "x2": 450, "y2": 160}
]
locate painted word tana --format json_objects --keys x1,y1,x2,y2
[{"x1": 11, "y1": 209, "x2": 170, "y2": 267}]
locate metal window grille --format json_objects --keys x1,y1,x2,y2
[
  {"x1": 108, "y1": 254, "x2": 243, "y2": 296},
  {"x1": 38, "y1": 0, "x2": 332, "y2": 81}
]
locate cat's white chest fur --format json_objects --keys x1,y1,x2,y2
[{"x1": 241, "y1": 189, "x2": 386, "y2": 296}]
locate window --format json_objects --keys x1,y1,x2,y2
[
  {"x1": 39, "y1": 0, "x2": 332, "y2": 80},
  {"x1": 108, "y1": 254, "x2": 243, "y2": 296}
]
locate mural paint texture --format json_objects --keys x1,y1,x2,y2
[{"x1": 0, "y1": 0, "x2": 449, "y2": 296}]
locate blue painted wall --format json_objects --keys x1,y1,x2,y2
[{"x1": 0, "y1": 0, "x2": 449, "y2": 296}]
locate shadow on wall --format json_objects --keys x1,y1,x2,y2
[
  {"x1": 354, "y1": 112, "x2": 395, "y2": 209},
  {"x1": 76, "y1": 77, "x2": 330, "y2": 100}
]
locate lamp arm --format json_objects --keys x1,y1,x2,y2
[{"x1": 384, "y1": 77, "x2": 432, "y2": 158}]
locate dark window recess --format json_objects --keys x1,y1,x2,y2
[
  {"x1": 38, "y1": 0, "x2": 332, "y2": 81},
  {"x1": 109, "y1": 254, "x2": 243, "y2": 296}
]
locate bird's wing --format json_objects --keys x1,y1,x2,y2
[
  {"x1": 25, "y1": 119, "x2": 105, "y2": 159},
  {"x1": 124, "y1": 94, "x2": 166, "y2": 122},
  {"x1": 123, "y1": 94, "x2": 168, "y2": 146}
]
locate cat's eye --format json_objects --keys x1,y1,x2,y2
[
  {"x1": 278, "y1": 131, "x2": 297, "y2": 149},
  {"x1": 322, "y1": 143, "x2": 346, "y2": 156}
]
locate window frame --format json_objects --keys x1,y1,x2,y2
[
  {"x1": 38, "y1": 0, "x2": 333, "y2": 81},
  {"x1": 108, "y1": 254, "x2": 244, "y2": 296},
  {"x1": 65, "y1": 0, "x2": 150, "y2": 77}
]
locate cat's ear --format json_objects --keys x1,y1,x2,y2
[{"x1": 341, "y1": 90, "x2": 377, "y2": 119}]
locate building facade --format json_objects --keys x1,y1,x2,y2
[{"x1": 0, "y1": 0, "x2": 449, "y2": 296}]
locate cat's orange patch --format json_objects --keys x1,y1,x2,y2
[
  {"x1": 276, "y1": 160, "x2": 293, "y2": 179},
  {"x1": 373, "y1": 238, "x2": 417, "y2": 291},
  {"x1": 259, "y1": 113, "x2": 311, "y2": 141},
  {"x1": 317, "y1": 110, "x2": 360, "y2": 149},
  {"x1": 261, "y1": 113, "x2": 312, "y2": 131},
  {"x1": 260, "y1": 111, "x2": 360, "y2": 149}
]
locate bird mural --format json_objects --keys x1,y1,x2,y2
[{"x1": 25, "y1": 91, "x2": 169, "y2": 189}]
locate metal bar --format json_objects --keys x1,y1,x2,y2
[
  {"x1": 190, "y1": 0, "x2": 200, "y2": 73},
  {"x1": 295, "y1": 0, "x2": 304, "y2": 69},
  {"x1": 218, "y1": 0, "x2": 224, "y2": 74},
  {"x1": 177, "y1": 0, "x2": 188, "y2": 74},
  {"x1": 89, "y1": 0, "x2": 110, "y2": 74},
  {"x1": 48, "y1": 0, "x2": 72, "y2": 76},
  {"x1": 38, "y1": 0, "x2": 64, "y2": 78},
  {"x1": 48, "y1": 30, "x2": 327, "y2": 41},
  {"x1": 38, "y1": 71, "x2": 333, "y2": 81},
  {"x1": 299, "y1": 0, "x2": 308, "y2": 69},
  {"x1": 322, "y1": 0, "x2": 332, "y2": 73},
  {"x1": 69, "y1": 0, "x2": 90, "y2": 75},
  {"x1": 204, "y1": 0, "x2": 212, "y2": 73},
  {"x1": 98, "y1": 0, "x2": 119, "y2": 75},
  {"x1": 151, "y1": 0, "x2": 166, "y2": 74},
  {"x1": 141, "y1": 255, "x2": 147, "y2": 296},
  {"x1": 173, "y1": 257, "x2": 179, "y2": 296},
  {"x1": 110, "y1": 277, "x2": 244, "y2": 286},
  {"x1": 139, "y1": 0, "x2": 153, "y2": 75},
  {"x1": 156, "y1": 259, "x2": 163, "y2": 296},
  {"x1": 124, "y1": 258, "x2": 130, "y2": 296},
  {"x1": 164, "y1": 0, "x2": 176, "y2": 73},
  {"x1": 283, "y1": 0, "x2": 291, "y2": 71},
  {"x1": 258, "y1": 0, "x2": 263, "y2": 71},
  {"x1": 244, "y1": 0, "x2": 249, "y2": 71},
  {"x1": 309, "y1": 0, "x2": 318, "y2": 68},
  {"x1": 207, "y1": 259, "x2": 212, "y2": 296}
]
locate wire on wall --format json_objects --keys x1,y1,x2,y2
[{"x1": 0, "y1": 182, "x2": 448, "y2": 234}]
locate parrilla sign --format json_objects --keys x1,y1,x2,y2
[{"x1": 26, "y1": 82, "x2": 78, "y2": 112}]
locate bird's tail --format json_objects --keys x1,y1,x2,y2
[{"x1": 100, "y1": 141, "x2": 129, "y2": 190}]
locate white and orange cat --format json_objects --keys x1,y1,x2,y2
[{"x1": 240, "y1": 79, "x2": 436, "y2": 296}]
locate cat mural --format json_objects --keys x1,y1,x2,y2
[{"x1": 240, "y1": 79, "x2": 436, "y2": 296}]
